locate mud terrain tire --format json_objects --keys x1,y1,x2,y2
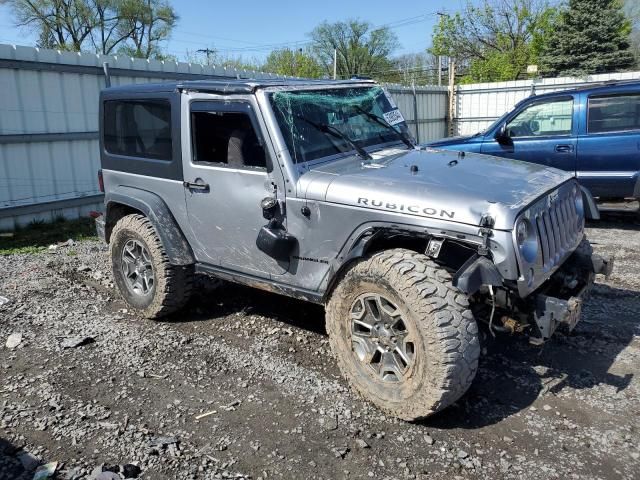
[
  {"x1": 110, "y1": 214, "x2": 193, "y2": 319},
  {"x1": 326, "y1": 248, "x2": 480, "y2": 420}
]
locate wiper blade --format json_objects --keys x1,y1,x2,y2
[
  {"x1": 293, "y1": 114, "x2": 372, "y2": 160},
  {"x1": 354, "y1": 106, "x2": 415, "y2": 149}
]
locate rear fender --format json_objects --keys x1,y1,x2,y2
[{"x1": 105, "y1": 186, "x2": 194, "y2": 265}]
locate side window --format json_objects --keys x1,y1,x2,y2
[
  {"x1": 506, "y1": 98, "x2": 573, "y2": 138},
  {"x1": 190, "y1": 110, "x2": 266, "y2": 169},
  {"x1": 104, "y1": 100, "x2": 172, "y2": 160},
  {"x1": 588, "y1": 93, "x2": 640, "y2": 134}
]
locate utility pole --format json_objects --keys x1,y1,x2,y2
[
  {"x1": 447, "y1": 58, "x2": 456, "y2": 137},
  {"x1": 197, "y1": 48, "x2": 216, "y2": 65},
  {"x1": 333, "y1": 48, "x2": 337, "y2": 80},
  {"x1": 436, "y1": 12, "x2": 448, "y2": 87},
  {"x1": 293, "y1": 47, "x2": 302, "y2": 77}
]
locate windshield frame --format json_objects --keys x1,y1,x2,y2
[{"x1": 261, "y1": 84, "x2": 412, "y2": 170}]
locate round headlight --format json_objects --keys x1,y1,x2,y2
[
  {"x1": 516, "y1": 219, "x2": 529, "y2": 246},
  {"x1": 516, "y1": 218, "x2": 538, "y2": 263}
]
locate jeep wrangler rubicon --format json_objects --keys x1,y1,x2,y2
[{"x1": 95, "y1": 78, "x2": 613, "y2": 421}]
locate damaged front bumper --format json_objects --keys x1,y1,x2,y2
[
  {"x1": 528, "y1": 247, "x2": 613, "y2": 344},
  {"x1": 461, "y1": 238, "x2": 614, "y2": 344}
]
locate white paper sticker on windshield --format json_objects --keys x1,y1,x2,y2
[
  {"x1": 383, "y1": 109, "x2": 405, "y2": 126},
  {"x1": 383, "y1": 88, "x2": 397, "y2": 109}
]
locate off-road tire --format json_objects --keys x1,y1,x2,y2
[
  {"x1": 326, "y1": 248, "x2": 480, "y2": 421},
  {"x1": 110, "y1": 214, "x2": 193, "y2": 319}
]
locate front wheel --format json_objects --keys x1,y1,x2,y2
[
  {"x1": 110, "y1": 214, "x2": 193, "y2": 319},
  {"x1": 326, "y1": 249, "x2": 480, "y2": 421}
]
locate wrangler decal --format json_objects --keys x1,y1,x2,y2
[{"x1": 357, "y1": 197, "x2": 455, "y2": 219}]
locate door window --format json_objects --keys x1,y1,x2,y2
[
  {"x1": 191, "y1": 110, "x2": 266, "y2": 169},
  {"x1": 588, "y1": 93, "x2": 640, "y2": 134},
  {"x1": 506, "y1": 98, "x2": 573, "y2": 138}
]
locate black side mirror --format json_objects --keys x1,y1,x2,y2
[
  {"x1": 256, "y1": 221, "x2": 297, "y2": 262},
  {"x1": 495, "y1": 122, "x2": 512, "y2": 145}
]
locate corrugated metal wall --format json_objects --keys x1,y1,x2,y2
[
  {"x1": 0, "y1": 44, "x2": 285, "y2": 230},
  {"x1": 453, "y1": 71, "x2": 640, "y2": 136},
  {"x1": 384, "y1": 85, "x2": 449, "y2": 143}
]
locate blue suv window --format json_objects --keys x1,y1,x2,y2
[
  {"x1": 588, "y1": 93, "x2": 640, "y2": 134},
  {"x1": 506, "y1": 98, "x2": 573, "y2": 138}
]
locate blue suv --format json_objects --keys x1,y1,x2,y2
[{"x1": 427, "y1": 80, "x2": 640, "y2": 200}]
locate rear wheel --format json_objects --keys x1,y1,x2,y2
[
  {"x1": 110, "y1": 214, "x2": 193, "y2": 318},
  {"x1": 326, "y1": 248, "x2": 480, "y2": 420}
]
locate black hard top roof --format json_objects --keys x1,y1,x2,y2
[{"x1": 103, "y1": 77, "x2": 376, "y2": 95}]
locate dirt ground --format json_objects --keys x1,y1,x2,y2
[{"x1": 1, "y1": 212, "x2": 639, "y2": 480}]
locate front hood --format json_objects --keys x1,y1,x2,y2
[{"x1": 297, "y1": 148, "x2": 572, "y2": 230}]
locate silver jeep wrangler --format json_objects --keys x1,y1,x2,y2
[{"x1": 95, "y1": 78, "x2": 612, "y2": 420}]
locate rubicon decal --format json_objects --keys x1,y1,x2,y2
[{"x1": 357, "y1": 198, "x2": 455, "y2": 219}]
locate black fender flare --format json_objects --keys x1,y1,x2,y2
[
  {"x1": 105, "y1": 186, "x2": 194, "y2": 266},
  {"x1": 452, "y1": 254, "x2": 503, "y2": 295},
  {"x1": 580, "y1": 185, "x2": 600, "y2": 220},
  {"x1": 321, "y1": 223, "x2": 428, "y2": 301}
]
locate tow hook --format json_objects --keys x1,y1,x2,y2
[{"x1": 592, "y1": 254, "x2": 614, "y2": 278}]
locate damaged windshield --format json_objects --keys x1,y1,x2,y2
[{"x1": 269, "y1": 86, "x2": 414, "y2": 164}]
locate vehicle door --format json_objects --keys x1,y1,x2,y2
[
  {"x1": 182, "y1": 98, "x2": 287, "y2": 277},
  {"x1": 481, "y1": 96, "x2": 578, "y2": 173},
  {"x1": 576, "y1": 90, "x2": 640, "y2": 198}
]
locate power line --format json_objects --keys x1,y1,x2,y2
[
  {"x1": 170, "y1": 29, "x2": 263, "y2": 46},
  {"x1": 168, "y1": 11, "x2": 441, "y2": 55}
]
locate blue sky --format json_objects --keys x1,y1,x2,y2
[{"x1": 0, "y1": 0, "x2": 462, "y2": 61}]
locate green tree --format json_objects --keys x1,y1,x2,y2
[
  {"x1": 623, "y1": 0, "x2": 640, "y2": 67},
  {"x1": 115, "y1": 0, "x2": 177, "y2": 59},
  {"x1": 431, "y1": 0, "x2": 557, "y2": 83},
  {"x1": 540, "y1": 0, "x2": 635, "y2": 76},
  {"x1": 263, "y1": 48, "x2": 323, "y2": 78},
  {"x1": 6, "y1": 0, "x2": 177, "y2": 58},
  {"x1": 184, "y1": 47, "x2": 261, "y2": 71},
  {"x1": 382, "y1": 52, "x2": 439, "y2": 85},
  {"x1": 310, "y1": 19, "x2": 399, "y2": 79},
  {"x1": 9, "y1": 0, "x2": 97, "y2": 51}
]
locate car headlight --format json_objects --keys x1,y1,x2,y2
[{"x1": 516, "y1": 218, "x2": 538, "y2": 263}]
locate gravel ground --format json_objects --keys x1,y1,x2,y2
[{"x1": 1, "y1": 214, "x2": 639, "y2": 480}]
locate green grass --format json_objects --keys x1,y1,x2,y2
[{"x1": 0, "y1": 217, "x2": 98, "y2": 255}]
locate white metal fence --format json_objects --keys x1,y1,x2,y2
[
  {"x1": 0, "y1": 44, "x2": 286, "y2": 230},
  {"x1": 453, "y1": 71, "x2": 640, "y2": 136}
]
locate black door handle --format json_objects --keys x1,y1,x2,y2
[
  {"x1": 183, "y1": 179, "x2": 209, "y2": 191},
  {"x1": 555, "y1": 144, "x2": 573, "y2": 153}
]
